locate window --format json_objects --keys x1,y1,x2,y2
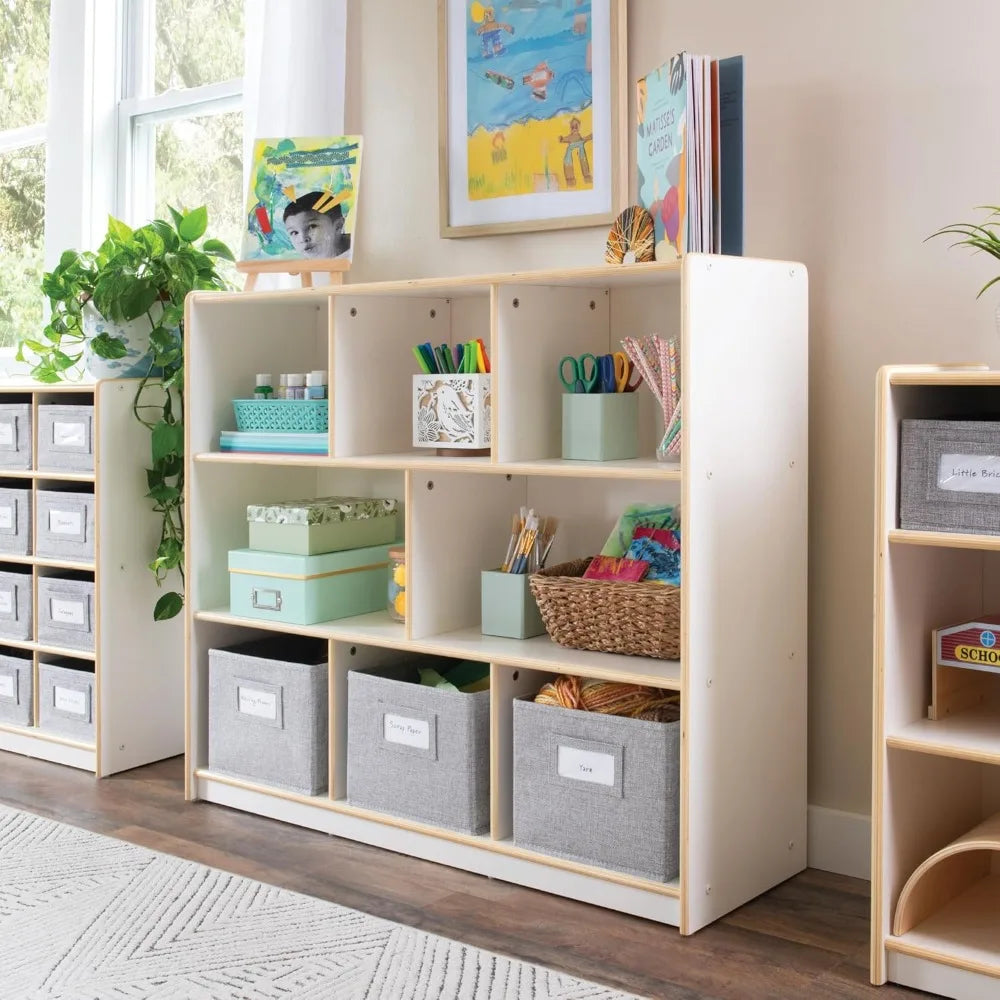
[
  {"x1": 0, "y1": 0, "x2": 50, "y2": 349},
  {"x1": 118, "y1": 0, "x2": 244, "y2": 266}
]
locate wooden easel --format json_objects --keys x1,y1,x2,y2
[{"x1": 237, "y1": 257, "x2": 349, "y2": 292}]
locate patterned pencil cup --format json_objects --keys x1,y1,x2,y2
[
  {"x1": 481, "y1": 570, "x2": 546, "y2": 640},
  {"x1": 413, "y1": 374, "x2": 491, "y2": 451},
  {"x1": 562, "y1": 392, "x2": 639, "y2": 461}
]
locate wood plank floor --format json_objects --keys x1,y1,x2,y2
[{"x1": 0, "y1": 752, "x2": 927, "y2": 1000}]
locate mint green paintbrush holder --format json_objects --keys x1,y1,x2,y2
[
  {"x1": 481, "y1": 571, "x2": 546, "y2": 640},
  {"x1": 562, "y1": 392, "x2": 639, "y2": 461}
]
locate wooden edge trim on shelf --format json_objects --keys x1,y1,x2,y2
[
  {"x1": 0, "y1": 720, "x2": 96, "y2": 751},
  {"x1": 885, "y1": 734, "x2": 1000, "y2": 767},
  {"x1": 885, "y1": 938, "x2": 1000, "y2": 981},
  {"x1": 889, "y1": 529, "x2": 1000, "y2": 551},
  {"x1": 194, "y1": 768, "x2": 680, "y2": 898},
  {"x1": 892, "y1": 813, "x2": 1000, "y2": 936}
]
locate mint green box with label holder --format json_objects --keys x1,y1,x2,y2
[
  {"x1": 247, "y1": 496, "x2": 399, "y2": 556},
  {"x1": 228, "y1": 542, "x2": 395, "y2": 626},
  {"x1": 562, "y1": 393, "x2": 639, "y2": 462}
]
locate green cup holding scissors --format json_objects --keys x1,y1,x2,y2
[{"x1": 559, "y1": 353, "x2": 599, "y2": 393}]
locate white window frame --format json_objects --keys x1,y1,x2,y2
[{"x1": 115, "y1": 0, "x2": 244, "y2": 227}]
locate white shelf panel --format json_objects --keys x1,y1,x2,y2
[
  {"x1": 886, "y1": 875, "x2": 1000, "y2": 978},
  {"x1": 889, "y1": 529, "x2": 1000, "y2": 552},
  {"x1": 415, "y1": 627, "x2": 682, "y2": 689},
  {"x1": 195, "y1": 609, "x2": 408, "y2": 648},
  {"x1": 0, "y1": 723, "x2": 96, "y2": 771},
  {"x1": 887, "y1": 707, "x2": 1000, "y2": 765}
]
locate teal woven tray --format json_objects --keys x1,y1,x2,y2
[{"x1": 232, "y1": 399, "x2": 329, "y2": 433}]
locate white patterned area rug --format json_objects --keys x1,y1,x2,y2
[{"x1": 0, "y1": 806, "x2": 645, "y2": 1000}]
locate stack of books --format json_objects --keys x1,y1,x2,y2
[{"x1": 637, "y1": 52, "x2": 744, "y2": 260}]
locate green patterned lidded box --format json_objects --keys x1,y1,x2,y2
[{"x1": 247, "y1": 496, "x2": 399, "y2": 556}]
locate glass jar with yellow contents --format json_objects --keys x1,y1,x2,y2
[{"x1": 387, "y1": 545, "x2": 406, "y2": 622}]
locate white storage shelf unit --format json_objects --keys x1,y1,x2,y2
[
  {"x1": 0, "y1": 382, "x2": 183, "y2": 776},
  {"x1": 873, "y1": 365, "x2": 1000, "y2": 997},
  {"x1": 185, "y1": 256, "x2": 808, "y2": 934}
]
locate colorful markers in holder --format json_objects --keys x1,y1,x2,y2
[{"x1": 411, "y1": 339, "x2": 491, "y2": 375}]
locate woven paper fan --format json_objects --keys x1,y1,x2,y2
[{"x1": 605, "y1": 205, "x2": 655, "y2": 264}]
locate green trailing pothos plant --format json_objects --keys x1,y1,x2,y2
[
  {"x1": 928, "y1": 205, "x2": 1000, "y2": 299},
  {"x1": 18, "y1": 207, "x2": 234, "y2": 621}
]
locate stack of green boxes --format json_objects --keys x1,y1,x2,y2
[{"x1": 228, "y1": 496, "x2": 400, "y2": 625}]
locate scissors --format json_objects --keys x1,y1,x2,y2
[
  {"x1": 558, "y1": 353, "x2": 599, "y2": 393},
  {"x1": 597, "y1": 351, "x2": 643, "y2": 393}
]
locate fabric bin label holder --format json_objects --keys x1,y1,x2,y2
[
  {"x1": 46, "y1": 503, "x2": 88, "y2": 542},
  {"x1": 549, "y1": 733, "x2": 625, "y2": 799},
  {"x1": 0, "y1": 413, "x2": 23, "y2": 454},
  {"x1": 48, "y1": 417, "x2": 91, "y2": 454},
  {"x1": 49, "y1": 674, "x2": 92, "y2": 723},
  {"x1": 47, "y1": 594, "x2": 90, "y2": 632},
  {"x1": 231, "y1": 675, "x2": 285, "y2": 730},
  {"x1": 0, "y1": 492, "x2": 22, "y2": 535},
  {"x1": 0, "y1": 578, "x2": 25, "y2": 620},
  {"x1": 914, "y1": 428, "x2": 1000, "y2": 508},
  {"x1": 231, "y1": 559, "x2": 390, "y2": 613},
  {"x1": 0, "y1": 663, "x2": 21, "y2": 703},
  {"x1": 377, "y1": 698, "x2": 439, "y2": 761}
]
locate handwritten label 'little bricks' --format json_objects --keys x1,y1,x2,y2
[{"x1": 938, "y1": 453, "x2": 1000, "y2": 495}]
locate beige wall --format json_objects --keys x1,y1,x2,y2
[{"x1": 346, "y1": 0, "x2": 1000, "y2": 816}]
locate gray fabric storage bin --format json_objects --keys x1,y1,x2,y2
[
  {"x1": 37, "y1": 575, "x2": 95, "y2": 652},
  {"x1": 0, "y1": 568, "x2": 32, "y2": 641},
  {"x1": 35, "y1": 488, "x2": 95, "y2": 561},
  {"x1": 38, "y1": 659, "x2": 95, "y2": 740},
  {"x1": 208, "y1": 636, "x2": 328, "y2": 795},
  {"x1": 901, "y1": 419, "x2": 1000, "y2": 533},
  {"x1": 0, "y1": 649, "x2": 33, "y2": 726},
  {"x1": 0, "y1": 487, "x2": 31, "y2": 556},
  {"x1": 346, "y1": 664, "x2": 490, "y2": 833},
  {"x1": 37, "y1": 404, "x2": 95, "y2": 473},
  {"x1": 513, "y1": 698, "x2": 680, "y2": 882},
  {"x1": 0, "y1": 403, "x2": 31, "y2": 471}
]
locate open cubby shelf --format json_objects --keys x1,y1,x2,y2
[
  {"x1": 873, "y1": 366, "x2": 1000, "y2": 997},
  {"x1": 0, "y1": 382, "x2": 183, "y2": 776},
  {"x1": 185, "y1": 256, "x2": 808, "y2": 933}
]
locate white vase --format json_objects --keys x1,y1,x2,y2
[{"x1": 81, "y1": 301, "x2": 170, "y2": 379}]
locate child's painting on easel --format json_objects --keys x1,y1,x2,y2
[{"x1": 239, "y1": 135, "x2": 363, "y2": 290}]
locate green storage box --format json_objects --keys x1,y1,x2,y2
[
  {"x1": 246, "y1": 496, "x2": 398, "y2": 555},
  {"x1": 562, "y1": 393, "x2": 639, "y2": 462},
  {"x1": 229, "y1": 543, "x2": 392, "y2": 625},
  {"x1": 481, "y1": 570, "x2": 545, "y2": 639}
]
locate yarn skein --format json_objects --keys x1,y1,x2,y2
[{"x1": 534, "y1": 675, "x2": 679, "y2": 723}]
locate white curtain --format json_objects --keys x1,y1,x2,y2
[{"x1": 242, "y1": 0, "x2": 348, "y2": 287}]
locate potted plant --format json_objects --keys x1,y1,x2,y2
[
  {"x1": 928, "y1": 206, "x2": 1000, "y2": 299},
  {"x1": 18, "y1": 206, "x2": 234, "y2": 620}
]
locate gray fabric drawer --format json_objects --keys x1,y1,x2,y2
[
  {"x1": 513, "y1": 699, "x2": 680, "y2": 882},
  {"x1": 208, "y1": 637, "x2": 328, "y2": 795},
  {"x1": 35, "y1": 489, "x2": 95, "y2": 561},
  {"x1": 37, "y1": 576, "x2": 95, "y2": 652},
  {"x1": 346, "y1": 665, "x2": 490, "y2": 834},
  {"x1": 0, "y1": 650, "x2": 33, "y2": 726},
  {"x1": 0, "y1": 568, "x2": 32, "y2": 641},
  {"x1": 38, "y1": 659, "x2": 95, "y2": 741},
  {"x1": 0, "y1": 487, "x2": 31, "y2": 556},
  {"x1": 901, "y1": 419, "x2": 1000, "y2": 533},
  {"x1": 0, "y1": 404, "x2": 31, "y2": 471},
  {"x1": 37, "y1": 404, "x2": 95, "y2": 472}
]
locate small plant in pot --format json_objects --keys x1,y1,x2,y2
[
  {"x1": 18, "y1": 207, "x2": 234, "y2": 620},
  {"x1": 928, "y1": 206, "x2": 1000, "y2": 299}
]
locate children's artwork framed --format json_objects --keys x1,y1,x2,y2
[
  {"x1": 239, "y1": 136, "x2": 362, "y2": 287},
  {"x1": 438, "y1": 0, "x2": 626, "y2": 238}
]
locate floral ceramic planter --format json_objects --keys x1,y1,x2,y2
[
  {"x1": 413, "y1": 374, "x2": 491, "y2": 450},
  {"x1": 82, "y1": 301, "x2": 175, "y2": 379}
]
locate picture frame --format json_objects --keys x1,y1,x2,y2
[{"x1": 437, "y1": 0, "x2": 626, "y2": 238}]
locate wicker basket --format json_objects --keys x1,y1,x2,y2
[
  {"x1": 232, "y1": 399, "x2": 329, "y2": 433},
  {"x1": 529, "y1": 557, "x2": 680, "y2": 660}
]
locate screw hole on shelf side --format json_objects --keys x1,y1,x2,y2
[
  {"x1": 506, "y1": 474, "x2": 512, "y2": 481},
  {"x1": 589, "y1": 300, "x2": 596, "y2": 310},
  {"x1": 430, "y1": 309, "x2": 436, "y2": 318},
  {"x1": 350, "y1": 307, "x2": 358, "y2": 317},
  {"x1": 512, "y1": 670, "x2": 519, "y2": 681},
  {"x1": 513, "y1": 298, "x2": 519, "y2": 308},
  {"x1": 427, "y1": 481, "x2": 434, "y2": 490},
  {"x1": 350, "y1": 646, "x2": 357, "y2": 656}
]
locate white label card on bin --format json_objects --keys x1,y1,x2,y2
[
  {"x1": 237, "y1": 686, "x2": 277, "y2": 721},
  {"x1": 49, "y1": 510, "x2": 82, "y2": 535},
  {"x1": 384, "y1": 713, "x2": 430, "y2": 750},
  {"x1": 53, "y1": 421, "x2": 86, "y2": 447},
  {"x1": 50, "y1": 598, "x2": 85, "y2": 626},
  {"x1": 938, "y1": 453, "x2": 1000, "y2": 494},
  {"x1": 557, "y1": 744, "x2": 616, "y2": 786},
  {"x1": 0, "y1": 423, "x2": 13, "y2": 447},
  {"x1": 54, "y1": 686, "x2": 87, "y2": 716},
  {"x1": 0, "y1": 506, "x2": 14, "y2": 531},
  {"x1": 0, "y1": 591, "x2": 14, "y2": 616},
  {"x1": 0, "y1": 675, "x2": 13, "y2": 699}
]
